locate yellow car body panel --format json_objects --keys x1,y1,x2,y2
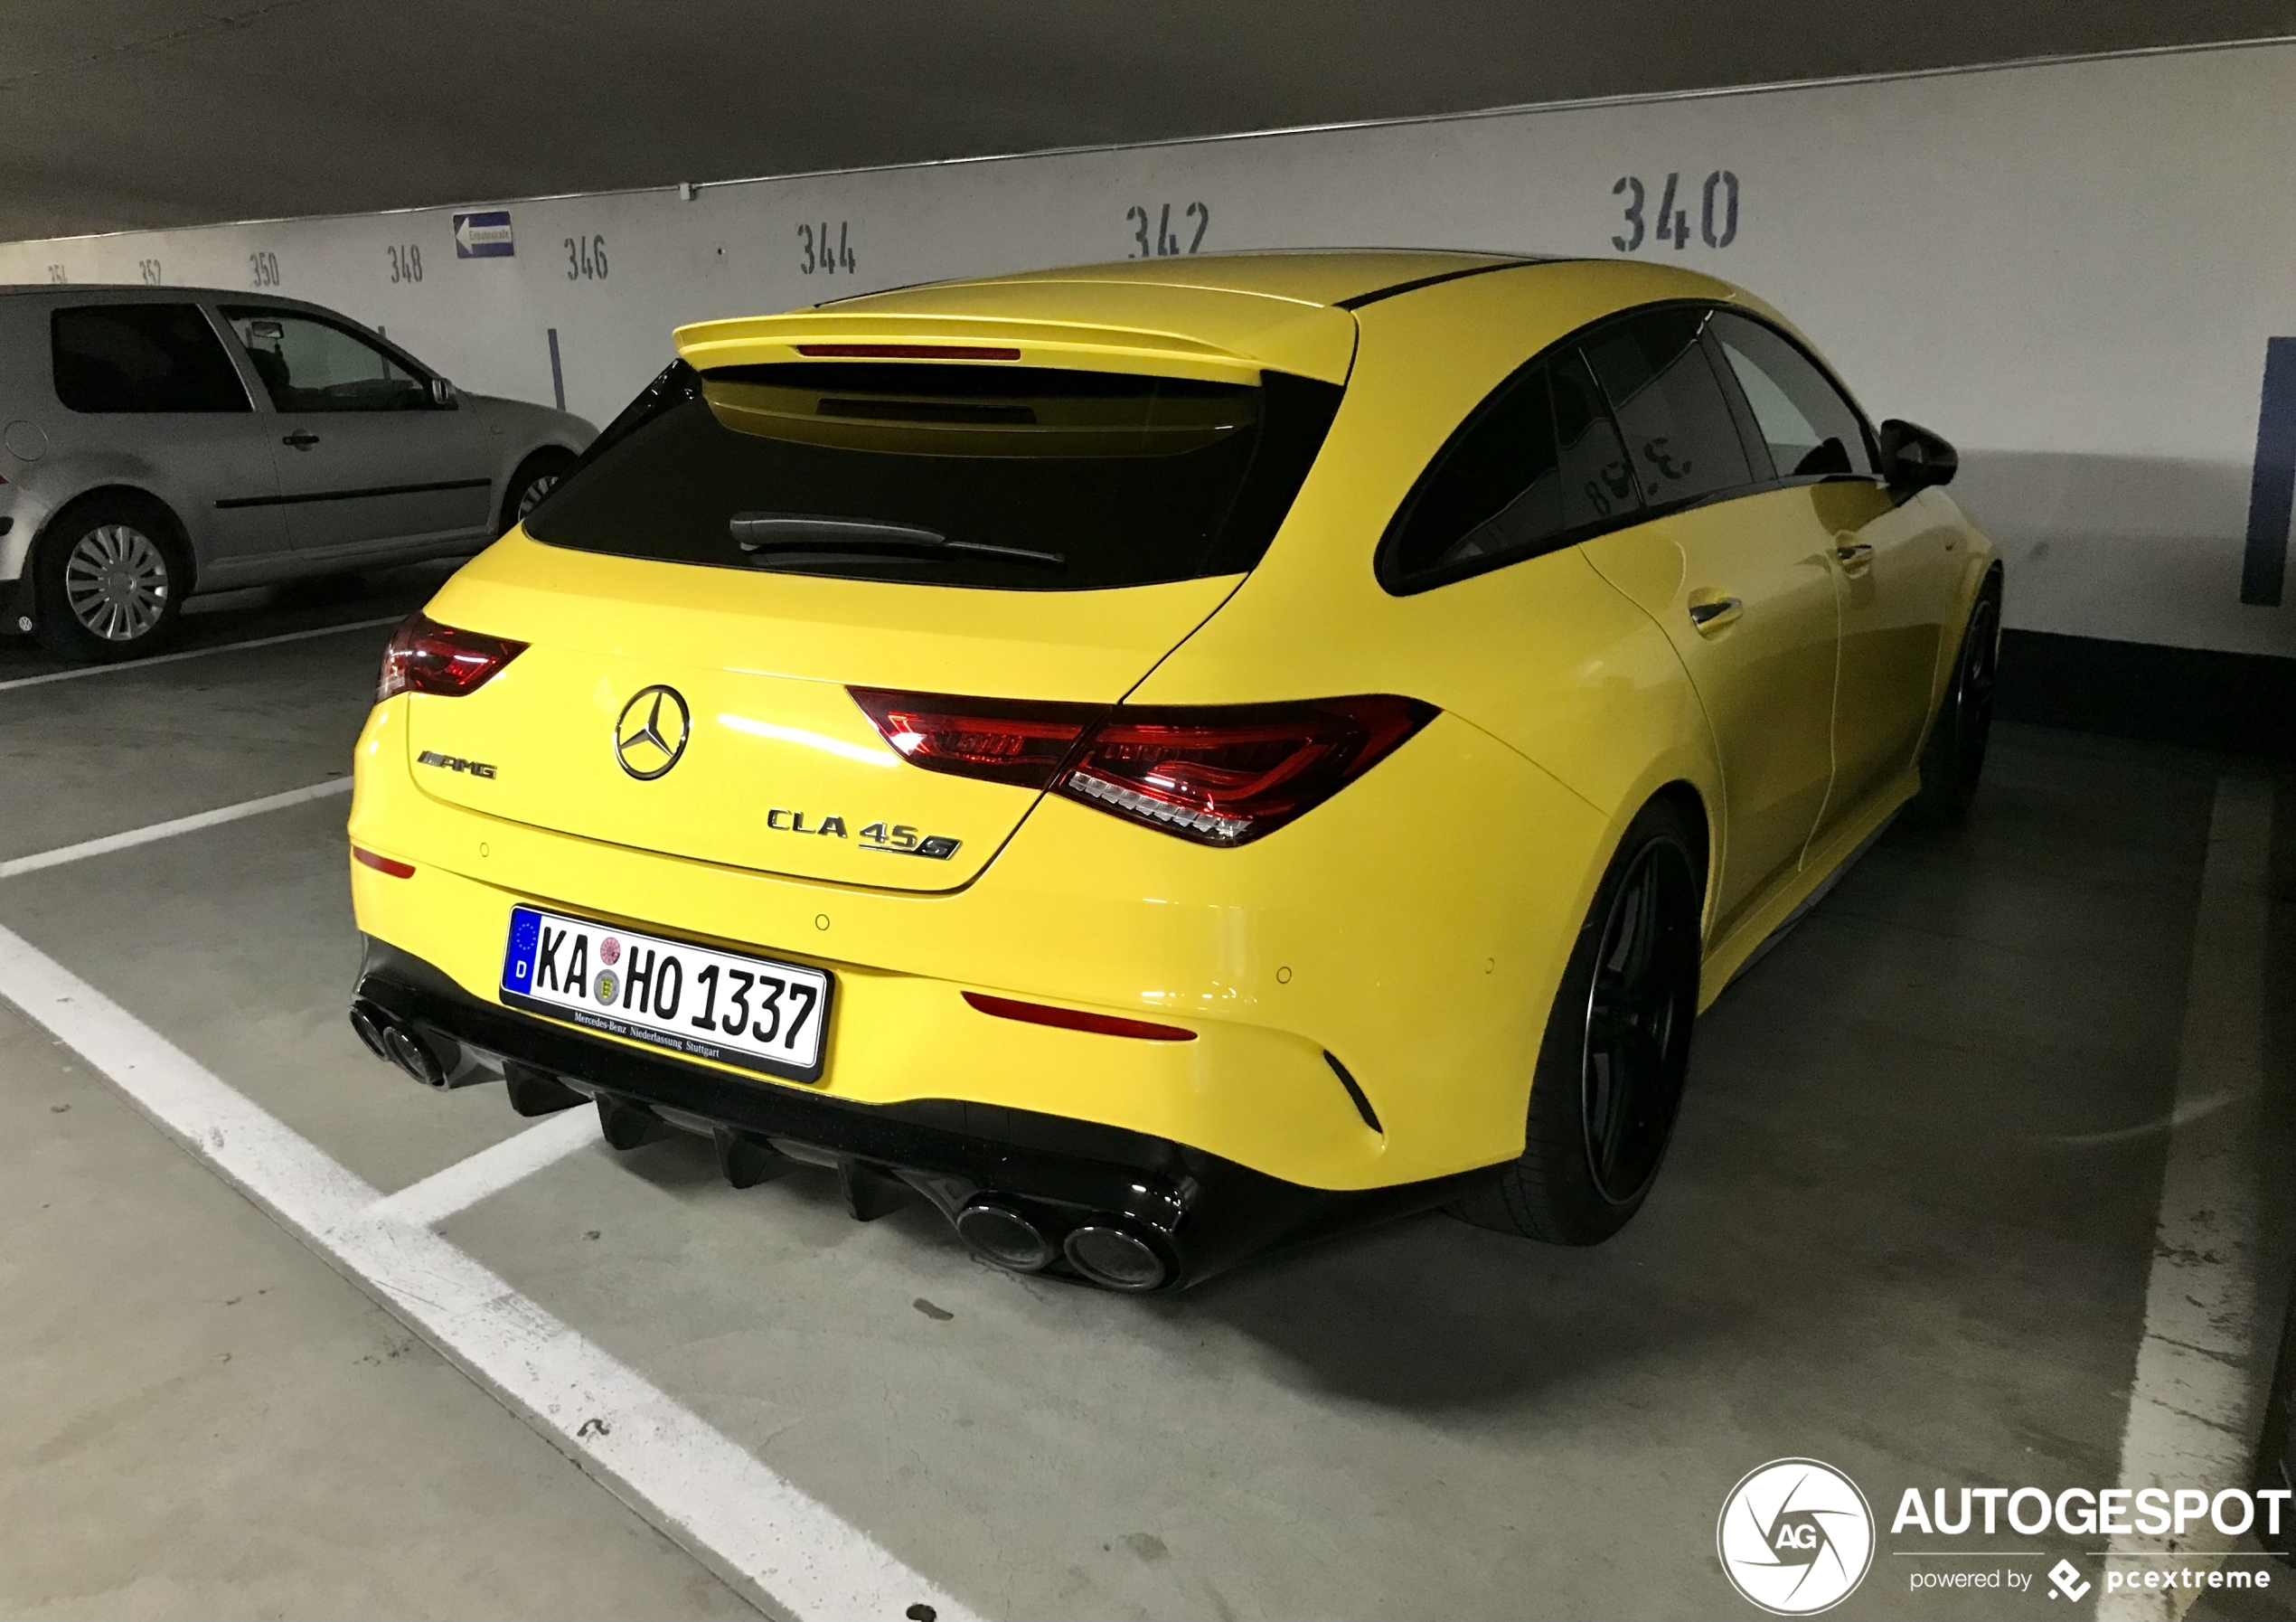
[{"x1": 348, "y1": 251, "x2": 1999, "y2": 1231}]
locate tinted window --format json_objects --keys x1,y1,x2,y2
[
  {"x1": 222, "y1": 309, "x2": 430, "y2": 412},
  {"x1": 1380, "y1": 351, "x2": 1642, "y2": 590},
  {"x1": 1583, "y1": 306, "x2": 1754, "y2": 509},
  {"x1": 1383, "y1": 360, "x2": 1562, "y2": 580},
  {"x1": 1552, "y1": 351, "x2": 1641, "y2": 533},
  {"x1": 51, "y1": 304, "x2": 249, "y2": 413},
  {"x1": 1707, "y1": 310, "x2": 1876, "y2": 480},
  {"x1": 528, "y1": 361, "x2": 1342, "y2": 591}
]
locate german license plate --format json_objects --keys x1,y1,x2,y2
[{"x1": 500, "y1": 905, "x2": 832, "y2": 1082}]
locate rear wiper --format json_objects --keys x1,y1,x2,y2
[{"x1": 729, "y1": 513, "x2": 1064, "y2": 570}]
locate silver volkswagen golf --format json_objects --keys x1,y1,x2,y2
[{"x1": 0, "y1": 286, "x2": 594, "y2": 661}]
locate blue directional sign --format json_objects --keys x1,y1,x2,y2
[{"x1": 452, "y1": 210, "x2": 514, "y2": 259}]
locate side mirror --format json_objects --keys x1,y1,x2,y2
[
  {"x1": 1877, "y1": 419, "x2": 1958, "y2": 491},
  {"x1": 428, "y1": 376, "x2": 457, "y2": 407}
]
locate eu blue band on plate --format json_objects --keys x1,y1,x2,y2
[{"x1": 503, "y1": 907, "x2": 541, "y2": 990}]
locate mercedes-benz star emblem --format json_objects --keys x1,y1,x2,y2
[{"x1": 614, "y1": 684, "x2": 691, "y2": 780}]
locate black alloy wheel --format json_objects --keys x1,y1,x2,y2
[
  {"x1": 1908, "y1": 579, "x2": 2001, "y2": 826},
  {"x1": 1580, "y1": 838, "x2": 1700, "y2": 1205},
  {"x1": 1450, "y1": 797, "x2": 1704, "y2": 1245}
]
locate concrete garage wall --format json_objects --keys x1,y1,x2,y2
[{"x1": 3, "y1": 39, "x2": 2292, "y2": 665}]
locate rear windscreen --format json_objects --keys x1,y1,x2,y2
[{"x1": 525, "y1": 360, "x2": 1343, "y2": 590}]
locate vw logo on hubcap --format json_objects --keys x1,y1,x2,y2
[{"x1": 614, "y1": 685, "x2": 691, "y2": 780}]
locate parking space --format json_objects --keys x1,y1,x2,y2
[{"x1": 3, "y1": 580, "x2": 2293, "y2": 1620}]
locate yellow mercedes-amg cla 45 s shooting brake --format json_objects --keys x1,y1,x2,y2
[{"x1": 346, "y1": 251, "x2": 2000, "y2": 1292}]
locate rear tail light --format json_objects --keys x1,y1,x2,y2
[
  {"x1": 378, "y1": 613, "x2": 527, "y2": 702},
  {"x1": 848, "y1": 687, "x2": 1099, "y2": 787},
  {"x1": 850, "y1": 687, "x2": 1435, "y2": 845}
]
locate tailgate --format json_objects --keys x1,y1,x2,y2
[{"x1": 401, "y1": 536, "x2": 1237, "y2": 891}]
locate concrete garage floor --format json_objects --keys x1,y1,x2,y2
[{"x1": 3, "y1": 571, "x2": 2295, "y2": 1620}]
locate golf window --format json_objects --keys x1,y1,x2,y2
[
  {"x1": 52, "y1": 304, "x2": 250, "y2": 413},
  {"x1": 222, "y1": 309, "x2": 431, "y2": 413}
]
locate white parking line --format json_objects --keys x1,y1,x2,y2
[
  {"x1": 0, "y1": 778, "x2": 353, "y2": 879},
  {"x1": 0, "y1": 614, "x2": 400, "y2": 693},
  {"x1": 2100, "y1": 776, "x2": 2276, "y2": 1620},
  {"x1": 369, "y1": 1107, "x2": 602, "y2": 1228},
  {"x1": 0, "y1": 921, "x2": 983, "y2": 1622}
]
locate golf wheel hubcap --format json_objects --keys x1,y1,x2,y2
[{"x1": 64, "y1": 524, "x2": 170, "y2": 642}]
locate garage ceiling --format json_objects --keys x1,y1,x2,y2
[{"x1": 4, "y1": 0, "x2": 2291, "y2": 243}]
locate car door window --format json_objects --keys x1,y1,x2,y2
[
  {"x1": 51, "y1": 304, "x2": 249, "y2": 413},
  {"x1": 1582, "y1": 306, "x2": 1753, "y2": 510},
  {"x1": 1706, "y1": 310, "x2": 1876, "y2": 481},
  {"x1": 222, "y1": 309, "x2": 429, "y2": 413},
  {"x1": 1379, "y1": 353, "x2": 1641, "y2": 589}
]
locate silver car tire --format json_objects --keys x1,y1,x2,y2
[{"x1": 33, "y1": 496, "x2": 187, "y2": 665}]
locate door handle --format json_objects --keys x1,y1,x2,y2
[
  {"x1": 1688, "y1": 596, "x2": 1742, "y2": 634},
  {"x1": 281, "y1": 430, "x2": 320, "y2": 449},
  {"x1": 1834, "y1": 541, "x2": 1874, "y2": 569}
]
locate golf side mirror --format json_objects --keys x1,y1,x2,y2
[
  {"x1": 1877, "y1": 419, "x2": 1958, "y2": 491},
  {"x1": 428, "y1": 376, "x2": 457, "y2": 407}
]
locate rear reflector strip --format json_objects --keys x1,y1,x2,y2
[
  {"x1": 962, "y1": 991, "x2": 1195, "y2": 1042},
  {"x1": 352, "y1": 846, "x2": 415, "y2": 879},
  {"x1": 795, "y1": 344, "x2": 1022, "y2": 361}
]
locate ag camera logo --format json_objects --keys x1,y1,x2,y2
[{"x1": 1717, "y1": 1458, "x2": 1876, "y2": 1615}]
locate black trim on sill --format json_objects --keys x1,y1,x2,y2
[
  {"x1": 216, "y1": 476, "x2": 491, "y2": 510},
  {"x1": 1998, "y1": 628, "x2": 2296, "y2": 759},
  {"x1": 1335, "y1": 258, "x2": 1554, "y2": 310}
]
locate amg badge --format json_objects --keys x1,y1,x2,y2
[
  {"x1": 417, "y1": 750, "x2": 498, "y2": 779},
  {"x1": 767, "y1": 809, "x2": 960, "y2": 860}
]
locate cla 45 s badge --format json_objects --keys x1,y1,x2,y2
[{"x1": 767, "y1": 808, "x2": 960, "y2": 860}]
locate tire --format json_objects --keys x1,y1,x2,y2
[
  {"x1": 502, "y1": 448, "x2": 578, "y2": 534},
  {"x1": 32, "y1": 494, "x2": 189, "y2": 664},
  {"x1": 1905, "y1": 574, "x2": 2002, "y2": 828},
  {"x1": 1449, "y1": 797, "x2": 1705, "y2": 1245}
]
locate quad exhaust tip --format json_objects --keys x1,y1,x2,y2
[
  {"x1": 955, "y1": 1201, "x2": 1056, "y2": 1273},
  {"x1": 349, "y1": 1000, "x2": 468, "y2": 1089},
  {"x1": 1063, "y1": 1222, "x2": 1170, "y2": 1292}
]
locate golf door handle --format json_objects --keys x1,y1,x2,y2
[
  {"x1": 281, "y1": 429, "x2": 320, "y2": 448},
  {"x1": 1689, "y1": 596, "x2": 1742, "y2": 634},
  {"x1": 1835, "y1": 541, "x2": 1874, "y2": 567}
]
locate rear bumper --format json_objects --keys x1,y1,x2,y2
[
  {"x1": 353, "y1": 934, "x2": 1492, "y2": 1289},
  {"x1": 349, "y1": 693, "x2": 1607, "y2": 1192}
]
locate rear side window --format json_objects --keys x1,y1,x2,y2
[
  {"x1": 1706, "y1": 310, "x2": 1876, "y2": 480},
  {"x1": 1379, "y1": 351, "x2": 1641, "y2": 589},
  {"x1": 526, "y1": 360, "x2": 1342, "y2": 591},
  {"x1": 51, "y1": 304, "x2": 249, "y2": 413},
  {"x1": 1583, "y1": 306, "x2": 1753, "y2": 510}
]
